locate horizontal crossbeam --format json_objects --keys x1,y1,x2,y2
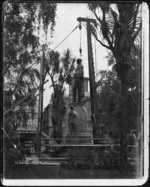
[
  {"x1": 42, "y1": 144, "x2": 120, "y2": 147},
  {"x1": 77, "y1": 17, "x2": 96, "y2": 23}
]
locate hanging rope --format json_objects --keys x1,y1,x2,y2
[
  {"x1": 94, "y1": 36, "x2": 97, "y2": 74},
  {"x1": 79, "y1": 21, "x2": 82, "y2": 57}
]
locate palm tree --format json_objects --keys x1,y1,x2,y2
[
  {"x1": 45, "y1": 49, "x2": 75, "y2": 143},
  {"x1": 88, "y1": 2, "x2": 142, "y2": 165}
]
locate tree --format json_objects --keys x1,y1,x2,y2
[
  {"x1": 88, "y1": 2, "x2": 142, "y2": 165},
  {"x1": 96, "y1": 70, "x2": 120, "y2": 139},
  {"x1": 126, "y1": 47, "x2": 142, "y2": 133},
  {"x1": 96, "y1": 56, "x2": 141, "y2": 140},
  {"x1": 45, "y1": 49, "x2": 75, "y2": 143},
  {"x1": 3, "y1": 2, "x2": 57, "y2": 134},
  {"x1": 3, "y1": 2, "x2": 57, "y2": 168}
]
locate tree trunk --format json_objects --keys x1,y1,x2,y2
[
  {"x1": 52, "y1": 98, "x2": 66, "y2": 144},
  {"x1": 118, "y1": 68, "x2": 129, "y2": 171}
]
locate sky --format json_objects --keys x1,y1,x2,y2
[{"x1": 40, "y1": 3, "x2": 109, "y2": 108}]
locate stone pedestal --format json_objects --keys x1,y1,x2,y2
[{"x1": 62, "y1": 101, "x2": 93, "y2": 144}]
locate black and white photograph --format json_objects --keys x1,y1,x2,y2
[{"x1": 2, "y1": 1, "x2": 149, "y2": 186}]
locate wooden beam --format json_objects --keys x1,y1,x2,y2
[
  {"x1": 4, "y1": 89, "x2": 45, "y2": 123},
  {"x1": 77, "y1": 17, "x2": 96, "y2": 23}
]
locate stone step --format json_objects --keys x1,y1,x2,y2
[
  {"x1": 39, "y1": 157, "x2": 67, "y2": 162},
  {"x1": 65, "y1": 134, "x2": 92, "y2": 144},
  {"x1": 66, "y1": 140, "x2": 92, "y2": 144},
  {"x1": 66, "y1": 135, "x2": 92, "y2": 139}
]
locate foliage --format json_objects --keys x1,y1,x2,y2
[
  {"x1": 3, "y1": 2, "x2": 57, "y2": 134},
  {"x1": 45, "y1": 49, "x2": 75, "y2": 91},
  {"x1": 88, "y1": 2, "x2": 141, "y2": 87},
  {"x1": 4, "y1": 135, "x2": 26, "y2": 177},
  {"x1": 96, "y1": 70, "x2": 120, "y2": 138},
  {"x1": 65, "y1": 147, "x2": 120, "y2": 169},
  {"x1": 88, "y1": 2, "x2": 141, "y2": 54},
  {"x1": 88, "y1": 2, "x2": 142, "y2": 164},
  {"x1": 44, "y1": 48, "x2": 75, "y2": 143},
  {"x1": 96, "y1": 45, "x2": 141, "y2": 141}
]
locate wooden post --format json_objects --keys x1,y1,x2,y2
[
  {"x1": 77, "y1": 17, "x2": 98, "y2": 124},
  {"x1": 37, "y1": 48, "x2": 45, "y2": 157},
  {"x1": 86, "y1": 21, "x2": 98, "y2": 114},
  {"x1": 77, "y1": 17, "x2": 98, "y2": 143}
]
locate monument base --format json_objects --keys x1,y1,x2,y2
[
  {"x1": 65, "y1": 134, "x2": 92, "y2": 144},
  {"x1": 64, "y1": 102, "x2": 92, "y2": 144}
]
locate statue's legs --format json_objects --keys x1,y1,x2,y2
[
  {"x1": 81, "y1": 78, "x2": 84, "y2": 100},
  {"x1": 73, "y1": 78, "x2": 83, "y2": 103},
  {"x1": 77, "y1": 79, "x2": 83, "y2": 102},
  {"x1": 72, "y1": 80, "x2": 77, "y2": 102}
]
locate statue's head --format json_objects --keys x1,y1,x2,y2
[{"x1": 77, "y1": 58, "x2": 82, "y2": 64}]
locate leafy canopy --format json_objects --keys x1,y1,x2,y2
[{"x1": 3, "y1": 2, "x2": 57, "y2": 132}]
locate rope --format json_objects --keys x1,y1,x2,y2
[
  {"x1": 79, "y1": 22, "x2": 82, "y2": 57},
  {"x1": 53, "y1": 24, "x2": 79, "y2": 51},
  {"x1": 94, "y1": 36, "x2": 97, "y2": 75},
  {"x1": 27, "y1": 24, "x2": 79, "y2": 72}
]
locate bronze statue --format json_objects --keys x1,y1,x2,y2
[{"x1": 72, "y1": 58, "x2": 84, "y2": 103}]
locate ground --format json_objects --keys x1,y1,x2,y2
[
  {"x1": 3, "y1": 155, "x2": 139, "y2": 179},
  {"x1": 4, "y1": 164, "x2": 137, "y2": 179}
]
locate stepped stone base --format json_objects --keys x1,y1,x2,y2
[
  {"x1": 65, "y1": 133, "x2": 92, "y2": 144},
  {"x1": 62, "y1": 101, "x2": 93, "y2": 144}
]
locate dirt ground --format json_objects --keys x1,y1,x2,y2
[{"x1": 3, "y1": 163, "x2": 139, "y2": 179}]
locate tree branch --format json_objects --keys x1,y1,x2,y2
[
  {"x1": 132, "y1": 22, "x2": 142, "y2": 42},
  {"x1": 48, "y1": 72, "x2": 55, "y2": 92},
  {"x1": 105, "y1": 34, "x2": 115, "y2": 53},
  {"x1": 131, "y1": 3, "x2": 140, "y2": 34},
  {"x1": 94, "y1": 10, "x2": 102, "y2": 24},
  {"x1": 93, "y1": 9, "x2": 114, "y2": 52},
  {"x1": 11, "y1": 72, "x2": 23, "y2": 94},
  {"x1": 92, "y1": 30, "x2": 111, "y2": 50}
]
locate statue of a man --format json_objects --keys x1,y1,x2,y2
[
  {"x1": 68, "y1": 106, "x2": 78, "y2": 135},
  {"x1": 72, "y1": 58, "x2": 84, "y2": 103}
]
